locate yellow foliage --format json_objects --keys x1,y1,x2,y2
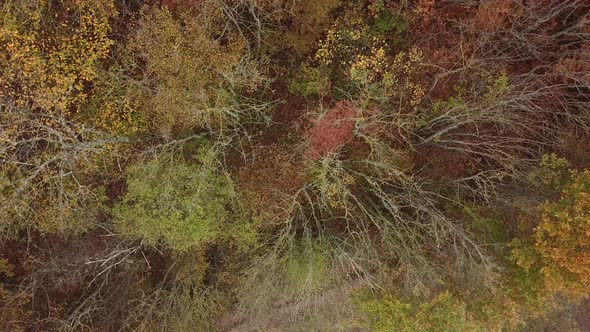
[
  {"x1": 350, "y1": 48, "x2": 424, "y2": 107},
  {"x1": 312, "y1": 4, "x2": 423, "y2": 108},
  {"x1": 81, "y1": 62, "x2": 147, "y2": 136},
  {"x1": 0, "y1": 0, "x2": 116, "y2": 115}
]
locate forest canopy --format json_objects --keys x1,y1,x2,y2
[{"x1": 1, "y1": 0, "x2": 590, "y2": 331}]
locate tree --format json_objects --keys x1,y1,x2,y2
[
  {"x1": 127, "y1": 3, "x2": 268, "y2": 137},
  {"x1": 0, "y1": 0, "x2": 127, "y2": 237},
  {"x1": 0, "y1": 102, "x2": 126, "y2": 237},
  {"x1": 0, "y1": 0, "x2": 116, "y2": 115},
  {"x1": 354, "y1": 290, "x2": 477, "y2": 332},
  {"x1": 512, "y1": 170, "x2": 590, "y2": 299},
  {"x1": 112, "y1": 145, "x2": 236, "y2": 252}
]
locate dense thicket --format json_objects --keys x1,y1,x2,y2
[{"x1": 1, "y1": 0, "x2": 589, "y2": 331}]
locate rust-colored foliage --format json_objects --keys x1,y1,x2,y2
[
  {"x1": 306, "y1": 102, "x2": 359, "y2": 159},
  {"x1": 473, "y1": 0, "x2": 516, "y2": 31},
  {"x1": 237, "y1": 145, "x2": 305, "y2": 218},
  {"x1": 162, "y1": 0, "x2": 178, "y2": 11},
  {"x1": 415, "y1": 146, "x2": 469, "y2": 179}
]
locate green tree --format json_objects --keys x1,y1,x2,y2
[
  {"x1": 113, "y1": 147, "x2": 236, "y2": 252},
  {"x1": 354, "y1": 290, "x2": 478, "y2": 332}
]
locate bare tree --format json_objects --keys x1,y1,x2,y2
[{"x1": 0, "y1": 101, "x2": 132, "y2": 237}]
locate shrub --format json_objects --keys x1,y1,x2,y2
[
  {"x1": 351, "y1": 48, "x2": 425, "y2": 109},
  {"x1": 235, "y1": 234, "x2": 339, "y2": 323},
  {"x1": 306, "y1": 102, "x2": 359, "y2": 159},
  {"x1": 529, "y1": 153, "x2": 572, "y2": 190},
  {"x1": 113, "y1": 146, "x2": 236, "y2": 252},
  {"x1": 463, "y1": 205, "x2": 509, "y2": 254},
  {"x1": 314, "y1": 1, "x2": 408, "y2": 78},
  {"x1": 369, "y1": 1, "x2": 407, "y2": 36}
]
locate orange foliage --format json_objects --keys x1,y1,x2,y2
[{"x1": 513, "y1": 170, "x2": 590, "y2": 299}]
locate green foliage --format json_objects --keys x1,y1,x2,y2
[
  {"x1": 315, "y1": 2, "x2": 407, "y2": 75},
  {"x1": 369, "y1": 1, "x2": 408, "y2": 35},
  {"x1": 113, "y1": 147, "x2": 236, "y2": 252},
  {"x1": 288, "y1": 64, "x2": 331, "y2": 96},
  {"x1": 421, "y1": 72, "x2": 507, "y2": 127},
  {"x1": 432, "y1": 93, "x2": 466, "y2": 114},
  {"x1": 283, "y1": 237, "x2": 332, "y2": 293},
  {"x1": 463, "y1": 205, "x2": 509, "y2": 251},
  {"x1": 529, "y1": 153, "x2": 572, "y2": 190},
  {"x1": 483, "y1": 71, "x2": 509, "y2": 100},
  {"x1": 354, "y1": 290, "x2": 477, "y2": 332}
]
